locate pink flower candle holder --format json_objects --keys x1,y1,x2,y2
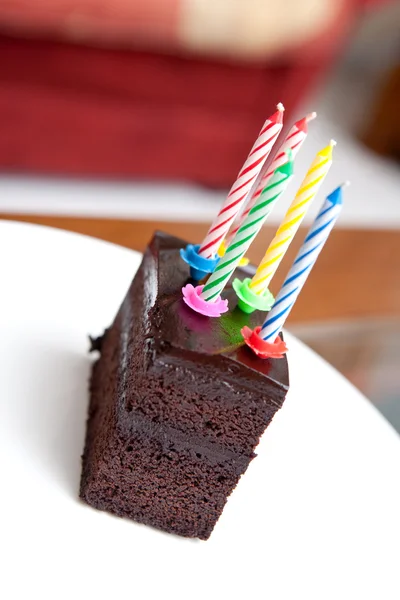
[{"x1": 182, "y1": 284, "x2": 228, "y2": 317}]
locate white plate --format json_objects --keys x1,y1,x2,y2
[{"x1": 0, "y1": 221, "x2": 399, "y2": 600}]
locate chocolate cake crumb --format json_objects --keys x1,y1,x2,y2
[{"x1": 89, "y1": 331, "x2": 107, "y2": 353}]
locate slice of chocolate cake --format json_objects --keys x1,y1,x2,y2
[{"x1": 80, "y1": 231, "x2": 289, "y2": 540}]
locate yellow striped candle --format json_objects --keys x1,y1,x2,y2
[{"x1": 248, "y1": 140, "x2": 336, "y2": 295}]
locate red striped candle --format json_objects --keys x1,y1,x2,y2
[
  {"x1": 225, "y1": 112, "x2": 316, "y2": 245},
  {"x1": 197, "y1": 104, "x2": 284, "y2": 259}
]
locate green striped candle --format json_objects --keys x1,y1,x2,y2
[{"x1": 200, "y1": 154, "x2": 294, "y2": 303}]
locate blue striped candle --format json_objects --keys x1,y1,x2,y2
[{"x1": 260, "y1": 184, "x2": 345, "y2": 342}]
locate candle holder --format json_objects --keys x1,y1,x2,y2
[
  {"x1": 182, "y1": 284, "x2": 228, "y2": 317},
  {"x1": 232, "y1": 278, "x2": 274, "y2": 314},
  {"x1": 241, "y1": 326, "x2": 287, "y2": 359},
  {"x1": 180, "y1": 244, "x2": 219, "y2": 281}
]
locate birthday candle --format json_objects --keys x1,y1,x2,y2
[
  {"x1": 248, "y1": 140, "x2": 336, "y2": 296},
  {"x1": 260, "y1": 184, "x2": 345, "y2": 342},
  {"x1": 252, "y1": 112, "x2": 317, "y2": 203},
  {"x1": 198, "y1": 104, "x2": 284, "y2": 259},
  {"x1": 200, "y1": 156, "x2": 294, "y2": 303},
  {"x1": 226, "y1": 112, "x2": 316, "y2": 245}
]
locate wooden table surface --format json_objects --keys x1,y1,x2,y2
[{"x1": 2, "y1": 212, "x2": 400, "y2": 323}]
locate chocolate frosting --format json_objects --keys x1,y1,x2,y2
[{"x1": 146, "y1": 231, "x2": 289, "y2": 392}]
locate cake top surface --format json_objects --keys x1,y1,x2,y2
[{"x1": 144, "y1": 232, "x2": 289, "y2": 392}]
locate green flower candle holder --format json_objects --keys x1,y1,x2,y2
[{"x1": 232, "y1": 277, "x2": 274, "y2": 314}]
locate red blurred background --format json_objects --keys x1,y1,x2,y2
[{"x1": 0, "y1": 0, "x2": 389, "y2": 187}]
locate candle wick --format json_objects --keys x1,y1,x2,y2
[
  {"x1": 276, "y1": 102, "x2": 285, "y2": 112},
  {"x1": 329, "y1": 139, "x2": 337, "y2": 147},
  {"x1": 306, "y1": 111, "x2": 317, "y2": 122},
  {"x1": 341, "y1": 180, "x2": 351, "y2": 188}
]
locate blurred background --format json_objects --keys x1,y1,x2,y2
[{"x1": 0, "y1": 0, "x2": 399, "y2": 429}]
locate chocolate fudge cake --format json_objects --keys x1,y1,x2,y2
[{"x1": 80, "y1": 231, "x2": 289, "y2": 539}]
